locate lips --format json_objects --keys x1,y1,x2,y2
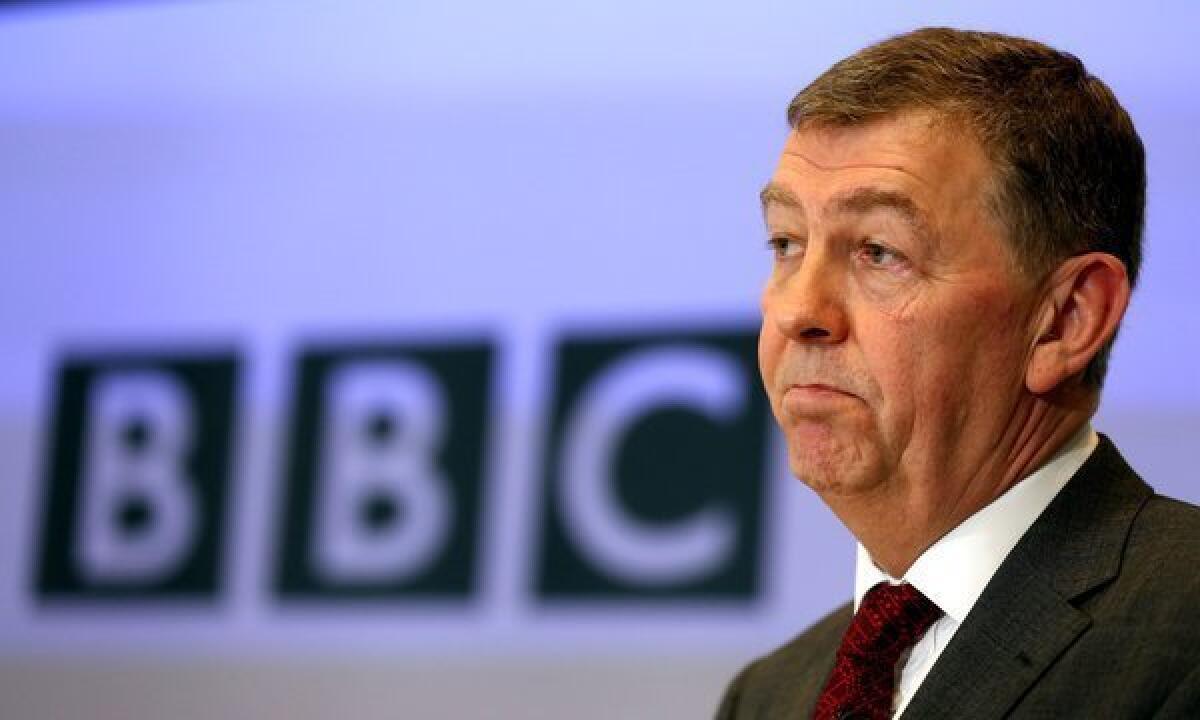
[
  {"x1": 780, "y1": 382, "x2": 859, "y2": 414},
  {"x1": 786, "y1": 382, "x2": 856, "y2": 397}
]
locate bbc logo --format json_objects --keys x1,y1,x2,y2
[{"x1": 34, "y1": 327, "x2": 771, "y2": 606}]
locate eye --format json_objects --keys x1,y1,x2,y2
[
  {"x1": 859, "y1": 240, "x2": 905, "y2": 268},
  {"x1": 767, "y1": 235, "x2": 803, "y2": 260}
]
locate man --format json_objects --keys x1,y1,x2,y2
[{"x1": 717, "y1": 27, "x2": 1200, "y2": 719}]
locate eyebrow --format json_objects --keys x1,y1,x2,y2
[
  {"x1": 759, "y1": 181, "x2": 932, "y2": 239},
  {"x1": 759, "y1": 181, "x2": 801, "y2": 210}
]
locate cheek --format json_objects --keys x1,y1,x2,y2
[
  {"x1": 758, "y1": 319, "x2": 783, "y2": 397},
  {"x1": 859, "y1": 290, "x2": 1005, "y2": 407},
  {"x1": 904, "y1": 290, "x2": 1031, "y2": 420},
  {"x1": 857, "y1": 323, "x2": 921, "y2": 438}
]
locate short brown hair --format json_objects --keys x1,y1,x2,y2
[{"x1": 788, "y1": 27, "x2": 1145, "y2": 388}]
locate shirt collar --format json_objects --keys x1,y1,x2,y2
[{"x1": 854, "y1": 424, "x2": 1098, "y2": 620}]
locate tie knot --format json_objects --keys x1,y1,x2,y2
[
  {"x1": 842, "y1": 582, "x2": 942, "y2": 664},
  {"x1": 813, "y1": 583, "x2": 943, "y2": 720}
]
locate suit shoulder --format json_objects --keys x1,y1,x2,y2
[
  {"x1": 1124, "y1": 493, "x2": 1200, "y2": 595},
  {"x1": 755, "y1": 601, "x2": 854, "y2": 672},
  {"x1": 715, "y1": 603, "x2": 852, "y2": 719},
  {"x1": 1129, "y1": 493, "x2": 1200, "y2": 562},
  {"x1": 1142, "y1": 492, "x2": 1200, "y2": 528}
]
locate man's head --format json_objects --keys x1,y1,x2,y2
[
  {"x1": 757, "y1": 28, "x2": 1142, "y2": 567},
  {"x1": 786, "y1": 27, "x2": 1145, "y2": 387}
]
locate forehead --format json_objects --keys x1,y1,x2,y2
[
  {"x1": 764, "y1": 112, "x2": 1026, "y2": 277},
  {"x1": 764, "y1": 112, "x2": 995, "y2": 224}
]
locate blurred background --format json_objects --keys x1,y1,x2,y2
[{"x1": 1, "y1": 1, "x2": 1197, "y2": 718}]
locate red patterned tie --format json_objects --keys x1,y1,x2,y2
[{"x1": 813, "y1": 582, "x2": 943, "y2": 720}]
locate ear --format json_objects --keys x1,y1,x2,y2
[{"x1": 1026, "y1": 252, "x2": 1131, "y2": 395}]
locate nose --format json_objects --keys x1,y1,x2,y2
[{"x1": 762, "y1": 251, "x2": 848, "y2": 344}]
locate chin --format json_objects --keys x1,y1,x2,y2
[{"x1": 786, "y1": 431, "x2": 881, "y2": 496}]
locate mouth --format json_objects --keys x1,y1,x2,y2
[
  {"x1": 781, "y1": 383, "x2": 860, "y2": 413},
  {"x1": 786, "y1": 382, "x2": 856, "y2": 397}
]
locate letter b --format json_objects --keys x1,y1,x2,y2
[
  {"x1": 35, "y1": 353, "x2": 238, "y2": 600},
  {"x1": 313, "y1": 362, "x2": 451, "y2": 583},
  {"x1": 79, "y1": 372, "x2": 196, "y2": 583},
  {"x1": 275, "y1": 341, "x2": 492, "y2": 600}
]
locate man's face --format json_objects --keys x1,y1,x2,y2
[{"x1": 759, "y1": 112, "x2": 1043, "y2": 514}]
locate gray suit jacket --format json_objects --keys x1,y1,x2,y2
[{"x1": 717, "y1": 436, "x2": 1200, "y2": 718}]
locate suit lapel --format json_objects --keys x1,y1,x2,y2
[{"x1": 900, "y1": 436, "x2": 1152, "y2": 719}]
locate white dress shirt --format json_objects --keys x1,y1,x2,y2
[{"x1": 852, "y1": 424, "x2": 1099, "y2": 718}]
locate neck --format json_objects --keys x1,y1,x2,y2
[{"x1": 827, "y1": 389, "x2": 1095, "y2": 578}]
